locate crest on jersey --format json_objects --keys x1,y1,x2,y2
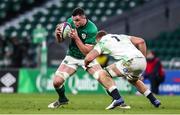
[
  {"x1": 123, "y1": 68, "x2": 129, "y2": 73},
  {"x1": 81, "y1": 33, "x2": 87, "y2": 39}
]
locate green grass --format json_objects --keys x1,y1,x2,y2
[{"x1": 0, "y1": 93, "x2": 180, "y2": 114}]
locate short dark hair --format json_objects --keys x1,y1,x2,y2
[
  {"x1": 96, "y1": 30, "x2": 107, "y2": 39},
  {"x1": 72, "y1": 7, "x2": 85, "y2": 16}
]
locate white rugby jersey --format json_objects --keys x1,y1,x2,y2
[{"x1": 94, "y1": 34, "x2": 145, "y2": 60}]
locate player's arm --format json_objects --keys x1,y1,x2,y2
[
  {"x1": 55, "y1": 23, "x2": 63, "y2": 43},
  {"x1": 70, "y1": 29, "x2": 94, "y2": 55},
  {"x1": 85, "y1": 41, "x2": 103, "y2": 67},
  {"x1": 85, "y1": 49, "x2": 100, "y2": 67},
  {"x1": 130, "y1": 36, "x2": 147, "y2": 57}
]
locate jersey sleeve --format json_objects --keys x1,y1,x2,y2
[
  {"x1": 67, "y1": 18, "x2": 76, "y2": 29},
  {"x1": 85, "y1": 31, "x2": 97, "y2": 45},
  {"x1": 84, "y1": 21, "x2": 98, "y2": 45},
  {"x1": 93, "y1": 39, "x2": 107, "y2": 54},
  {"x1": 84, "y1": 29, "x2": 97, "y2": 45},
  {"x1": 94, "y1": 44, "x2": 102, "y2": 54},
  {"x1": 120, "y1": 34, "x2": 131, "y2": 39}
]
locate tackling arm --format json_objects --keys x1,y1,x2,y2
[
  {"x1": 130, "y1": 36, "x2": 147, "y2": 57},
  {"x1": 84, "y1": 49, "x2": 100, "y2": 67}
]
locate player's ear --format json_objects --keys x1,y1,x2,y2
[
  {"x1": 96, "y1": 36, "x2": 101, "y2": 42},
  {"x1": 82, "y1": 15, "x2": 86, "y2": 19}
]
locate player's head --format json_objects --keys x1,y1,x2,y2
[
  {"x1": 96, "y1": 30, "x2": 107, "y2": 42},
  {"x1": 72, "y1": 7, "x2": 87, "y2": 28}
]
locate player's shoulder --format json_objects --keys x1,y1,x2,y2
[
  {"x1": 119, "y1": 34, "x2": 130, "y2": 38},
  {"x1": 100, "y1": 34, "x2": 111, "y2": 42},
  {"x1": 102, "y1": 34, "x2": 131, "y2": 42},
  {"x1": 67, "y1": 17, "x2": 72, "y2": 23},
  {"x1": 67, "y1": 17, "x2": 76, "y2": 28},
  {"x1": 105, "y1": 34, "x2": 127, "y2": 37},
  {"x1": 115, "y1": 34, "x2": 131, "y2": 40},
  {"x1": 102, "y1": 34, "x2": 119, "y2": 40},
  {"x1": 86, "y1": 19, "x2": 98, "y2": 31}
]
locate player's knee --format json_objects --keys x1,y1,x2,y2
[
  {"x1": 127, "y1": 75, "x2": 139, "y2": 83},
  {"x1": 53, "y1": 71, "x2": 69, "y2": 87},
  {"x1": 53, "y1": 76, "x2": 64, "y2": 88},
  {"x1": 55, "y1": 71, "x2": 70, "y2": 80}
]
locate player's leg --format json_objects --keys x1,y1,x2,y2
[
  {"x1": 105, "y1": 63, "x2": 121, "y2": 96},
  {"x1": 48, "y1": 64, "x2": 76, "y2": 108},
  {"x1": 105, "y1": 63, "x2": 122, "y2": 77},
  {"x1": 48, "y1": 56, "x2": 77, "y2": 109},
  {"x1": 56, "y1": 64, "x2": 75, "y2": 99},
  {"x1": 87, "y1": 63, "x2": 130, "y2": 109},
  {"x1": 127, "y1": 57, "x2": 161, "y2": 107},
  {"x1": 105, "y1": 58, "x2": 160, "y2": 108},
  {"x1": 129, "y1": 79, "x2": 161, "y2": 107}
]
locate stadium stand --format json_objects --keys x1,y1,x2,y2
[
  {"x1": 1, "y1": 0, "x2": 150, "y2": 39},
  {"x1": 0, "y1": 0, "x2": 151, "y2": 68},
  {"x1": 146, "y1": 27, "x2": 180, "y2": 69},
  {"x1": 0, "y1": 0, "x2": 179, "y2": 69},
  {"x1": 0, "y1": 0, "x2": 44, "y2": 25}
]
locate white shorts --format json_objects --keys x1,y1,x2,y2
[
  {"x1": 115, "y1": 57, "x2": 147, "y2": 81},
  {"x1": 61, "y1": 55, "x2": 99, "y2": 70}
]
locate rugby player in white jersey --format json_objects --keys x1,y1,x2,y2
[{"x1": 85, "y1": 30, "x2": 161, "y2": 108}]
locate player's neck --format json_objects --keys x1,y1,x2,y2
[{"x1": 82, "y1": 18, "x2": 88, "y2": 27}]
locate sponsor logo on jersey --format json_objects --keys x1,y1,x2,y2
[{"x1": 123, "y1": 68, "x2": 129, "y2": 73}]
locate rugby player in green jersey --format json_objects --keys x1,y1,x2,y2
[{"x1": 48, "y1": 7, "x2": 129, "y2": 109}]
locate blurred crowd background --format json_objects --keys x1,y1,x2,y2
[{"x1": 0, "y1": 0, "x2": 179, "y2": 69}]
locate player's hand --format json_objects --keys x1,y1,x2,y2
[
  {"x1": 84, "y1": 59, "x2": 90, "y2": 68},
  {"x1": 70, "y1": 29, "x2": 79, "y2": 40},
  {"x1": 55, "y1": 23, "x2": 63, "y2": 43}
]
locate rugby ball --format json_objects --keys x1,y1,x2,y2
[{"x1": 57, "y1": 22, "x2": 71, "y2": 42}]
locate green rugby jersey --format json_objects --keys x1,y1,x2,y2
[{"x1": 66, "y1": 17, "x2": 98, "y2": 59}]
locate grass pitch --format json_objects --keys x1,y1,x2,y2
[{"x1": 0, "y1": 93, "x2": 180, "y2": 114}]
